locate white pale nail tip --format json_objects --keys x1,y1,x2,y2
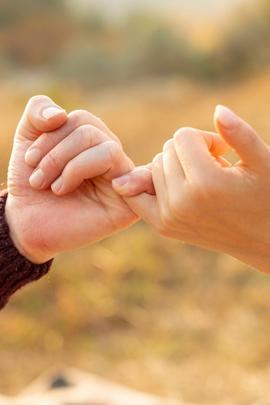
[
  {"x1": 42, "y1": 107, "x2": 65, "y2": 120},
  {"x1": 25, "y1": 149, "x2": 41, "y2": 166},
  {"x1": 51, "y1": 177, "x2": 63, "y2": 193}
]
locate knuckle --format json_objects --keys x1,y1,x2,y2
[
  {"x1": 174, "y1": 127, "x2": 196, "y2": 142},
  {"x1": 69, "y1": 109, "x2": 92, "y2": 126},
  {"x1": 71, "y1": 109, "x2": 89, "y2": 116},
  {"x1": 163, "y1": 138, "x2": 174, "y2": 152},
  {"x1": 106, "y1": 141, "x2": 122, "y2": 162},
  {"x1": 77, "y1": 125, "x2": 95, "y2": 149},
  {"x1": 153, "y1": 153, "x2": 163, "y2": 168},
  {"x1": 39, "y1": 132, "x2": 56, "y2": 150},
  {"x1": 42, "y1": 151, "x2": 61, "y2": 172},
  {"x1": 69, "y1": 110, "x2": 103, "y2": 128}
]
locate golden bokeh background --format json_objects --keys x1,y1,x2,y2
[{"x1": 1, "y1": 1, "x2": 270, "y2": 403}]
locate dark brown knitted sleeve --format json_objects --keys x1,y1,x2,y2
[{"x1": 0, "y1": 193, "x2": 53, "y2": 309}]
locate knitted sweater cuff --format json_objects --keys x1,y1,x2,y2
[{"x1": 0, "y1": 193, "x2": 53, "y2": 309}]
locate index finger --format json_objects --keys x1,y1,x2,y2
[
  {"x1": 25, "y1": 109, "x2": 118, "y2": 168},
  {"x1": 173, "y1": 128, "x2": 228, "y2": 180}
]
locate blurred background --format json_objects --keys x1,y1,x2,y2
[{"x1": 1, "y1": 0, "x2": 270, "y2": 404}]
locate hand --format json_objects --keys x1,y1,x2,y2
[
  {"x1": 113, "y1": 106, "x2": 270, "y2": 274},
  {"x1": 5, "y1": 96, "x2": 139, "y2": 264}
]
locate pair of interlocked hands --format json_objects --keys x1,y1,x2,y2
[{"x1": 5, "y1": 95, "x2": 270, "y2": 273}]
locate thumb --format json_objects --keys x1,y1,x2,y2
[
  {"x1": 16, "y1": 95, "x2": 67, "y2": 141},
  {"x1": 214, "y1": 105, "x2": 268, "y2": 168}
]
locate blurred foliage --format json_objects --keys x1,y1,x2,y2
[
  {"x1": 2, "y1": 1, "x2": 270, "y2": 404},
  {"x1": 202, "y1": 0, "x2": 270, "y2": 82},
  {"x1": 1, "y1": 0, "x2": 270, "y2": 85},
  {"x1": 0, "y1": 0, "x2": 72, "y2": 67},
  {"x1": 1, "y1": 68, "x2": 270, "y2": 403}
]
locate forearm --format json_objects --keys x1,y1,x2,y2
[{"x1": 0, "y1": 192, "x2": 53, "y2": 310}]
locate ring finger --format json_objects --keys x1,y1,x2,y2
[{"x1": 29, "y1": 124, "x2": 108, "y2": 190}]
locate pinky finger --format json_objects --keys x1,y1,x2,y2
[
  {"x1": 51, "y1": 141, "x2": 127, "y2": 195},
  {"x1": 112, "y1": 165, "x2": 155, "y2": 197}
]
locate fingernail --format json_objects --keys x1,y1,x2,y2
[
  {"x1": 51, "y1": 177, "x2": 63, "y2": 194},
  {"x1": 42, "y1": 106, "x2": 65, "y2": 120},
  {"x1": 25, "y1": 148, "x2": 41, "y2": 166},
  {"x1": 112, "y1": 175, "x2": 131, "y2": 194},
  {"x1": 29, "y1": 168, "x2": 45, "y2": 189},
  {"x1": 215, "y1": 105, "x2": 239, "y2": 129}
]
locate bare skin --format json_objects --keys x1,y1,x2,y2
[
  {"x1": 7, "y1": 98, "x2": 270, "y2": 274},
  {"x1": 113, "y1": 106, "x2": 270, "y2": 274},
  {"x1": 5, "y1": 96, "x2": 143, "y2": 264}
]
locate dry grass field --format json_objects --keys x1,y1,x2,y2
[{"x1": 1, "y1": 71, "x2": 270, "y2": 404}]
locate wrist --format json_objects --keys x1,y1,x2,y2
[
  {"x1": 0, "y1": 193, "x2": 53, "y2": 309},
  {"x1": 5, "y1": 195, "x2": 53, "y2": 264}
]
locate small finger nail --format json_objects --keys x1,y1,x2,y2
[
  {"x1": 112, "y1": 175, "x2": 131, "y2": 194},
  {"x1": 29, "y1": 168, "x2": 45, "y2": 189},
  {"x1": 25, "y1": 148, "x2": 41, "y2": 166},
  {"x1": 215, "y1": 105, "x2": 238, "y2": 129},
  {"x1": 51, "y1": 177, "x2": 63, "y2": 194},
  {"x1": 42, "y1": 106, "x2": 65, "y2": 120}
]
